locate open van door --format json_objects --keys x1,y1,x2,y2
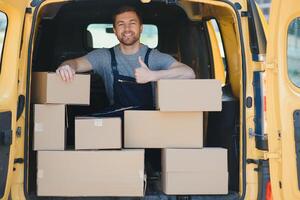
[
  {"x1": 0, "y1": 1, "x2": 29, "y2": 200},
  {"x1": 265, "y1": 1, "x2": 300, "y2": 199}
]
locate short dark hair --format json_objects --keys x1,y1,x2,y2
[{"x1": 112, "y1": 6, "x2": 143, "y2": 27}]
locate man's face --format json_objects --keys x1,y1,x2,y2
[{"x1": 114, "y1": 11, "x2": 143, "y2": 46}]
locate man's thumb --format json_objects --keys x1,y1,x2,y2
[{"x1": 138, "y1": 56, "x2": 148, "y2": 68}]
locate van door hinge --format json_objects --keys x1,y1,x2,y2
[
  {"x1": 265, "y1": 63, "x2": 274, "y2": 69},
  {"x1": 263, "y1": 62, "x2": 276, "y2": 71},
  {"x1": 263, "y1": 152, "x2": 280, "y2": 160}
]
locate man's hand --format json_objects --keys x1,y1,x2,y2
[
  {"x1": 56, "y1": 57, "x2": 92, "y2": 82},
  {"x1": 134, "y1": 56, "x2": 155, "y2": 84},
  {"x1": 56, "y1": 64, "x2": 76, "y2": 82}
]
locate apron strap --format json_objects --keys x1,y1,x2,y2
[
  {"x1": 109, "y1": 47, "x2": 118, "y2": 76},
  {"x1": 144, "y1": 48, "x2": 152, "y2": 67}
]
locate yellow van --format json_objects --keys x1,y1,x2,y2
[{"x1": 0, "y1": 0, "x2": 299, "y2": 199}]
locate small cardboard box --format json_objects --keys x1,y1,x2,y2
[
  {"x1": 33, "y1": 104, "x2": 65, "y2": 150},
  {"x1": 37, "y1": 150, "x2": 145, "y2": 197},
  {"x1": 75, "y1": 117, "x2": 121, "y2": 150},
  {"x1": 31, "y1": 72, "x2": 90, "y2": 105},
  {"x1": 124, "y1": 110, "x2": 203, "y2": 148},
  {"x1": 162, "y1": 148, "x2": 228, "y2": 195},
  {"x1": 156, "y1": 79, "x2": 222, "y2": 111}
]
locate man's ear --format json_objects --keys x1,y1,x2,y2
[{"x1": 140, "y1": 24, "x2": 143, "y2": 33}]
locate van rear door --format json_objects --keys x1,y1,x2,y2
[
  {"x1": 0, "y1": 1, "x2": 29, "y2": 200},
  {"x1": 265, "y1": 0, "x2": 300, "y2": 199}
]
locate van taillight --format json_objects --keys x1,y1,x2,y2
[{"x1": 266, "y1": 180, "x2": 273, "y2": 200}]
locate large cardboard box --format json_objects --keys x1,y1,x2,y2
[
  {"x1": 37, "y1": 150, "x2": 145, "y2": 197},
  {"x1": 162, "y1": 148, "x2": 228, "y2": 195},
  {"x1": 31, "y1": 72, "x2": 90, "y2": 105},
  {"x1": 124, "y1": 111, "x2": 203, "y2": 148},
  {"x1": 33, "y1": 104, "x2": 65, "y2": 150},
  {"x1": 75, "y1": 117, "x2": 121, "y2": 150},
  {"x1": 156, "y1": 79, "x2": 222, "y2": 111}
]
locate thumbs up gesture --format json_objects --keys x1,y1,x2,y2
[{"x1": 134, "y1": 56, "x2": 155, "y2": 84}]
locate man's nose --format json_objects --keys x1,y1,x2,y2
[{"x1": 124, "y1": 24, "x2": 132, "y2": 31}]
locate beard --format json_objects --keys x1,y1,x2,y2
[{"x1": 117, "y1": 31, "x2": 141, "y2": 46}]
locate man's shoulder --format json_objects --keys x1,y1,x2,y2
[
  {"x1": 86, "y1": 47, "x2": 111, "y2": 59},
  {"x1": 148, "y1": 48, "x2": 165, "y2": 57},
  {"x1": 89, "y1": 47, "x2": 110, "y2": 53}
]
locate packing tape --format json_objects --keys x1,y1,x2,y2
[
  {"x1": 37, "y1": 170, "x2": 44, "y2": 178},
  {"x1": 94, "y1": 119, "x2": 103, "y2": 127},
  {"x1": 35, "y1": 123, "x2": 44, "y2": 132}
]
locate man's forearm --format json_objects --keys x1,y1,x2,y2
[
  {"x1": 61, "y1": 59, "x2": 78, "y2": 72},
  {"x1": 60, "y1": 57, "x2": 92, "y2": 72},
  {"x1": 151, "y1": 64, "x2": 195, "y2": 81}
]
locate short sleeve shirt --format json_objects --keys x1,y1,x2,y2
[{"x1": 84, "y1": 44, "x2": 176, "y2": 105}]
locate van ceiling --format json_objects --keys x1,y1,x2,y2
[
  {"x1": 33, "y1": 0, "x2": 191, "y2": 70},
  {"x1": 41, "y1": 0, "x2": 187, "y2": 23}
]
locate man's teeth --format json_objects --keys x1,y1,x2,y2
[{"x1": 124, "y1": 33, "x2": 132, "y2": 36}]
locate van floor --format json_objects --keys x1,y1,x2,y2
[
  {"x1": 27, "y1": 191, "x2": 239, "y2": 200},
  {"x1": 27, "y1": 175, "x2": 239, "y2": 200}
]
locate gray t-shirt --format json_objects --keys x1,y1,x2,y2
[{"x1": 84, "y1": 44, "x2": 176, "y2": 105}]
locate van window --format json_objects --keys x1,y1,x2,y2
[
  {"x1": 0, "y1": 12, "x2": 7, "y2": 73},
  {"x1": 87, "y1": 24, "x2": 158, "y2": 49},
  {"x1": 255, "y1": 0, "x2": 271, "y2": 21},
  {"x1": 208, "y1": 19, "x2": 227, "y2": 85},
  {"x1": 287, "y1": 17, "x2": 300, "y2": 87}
]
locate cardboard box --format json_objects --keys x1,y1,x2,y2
[
  {"x1": 75, "y1": 117, "x2": 121, "y2": 150},
  {"x1": 33, "y1": 104, "x2": 65, "y2": 150},
  {"x1": 31, "y1": 72, "x2": 90, "y2": 105},
  {"x1": 156, "y1": 79, "x2": 222, "y2": 111},
  {"x1": 162, "y1": 148, "x2": 228, "y2": 195},
  {"x1": 124, "y1": 111, "x2": 203, "y2": 148},
  {"x1": 37, "y1": 150, "x2": 145, "y2": 197}
]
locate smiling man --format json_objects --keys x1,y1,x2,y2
[{"x1": 56, "y1": 6, "x2": 195, "y2": 109}]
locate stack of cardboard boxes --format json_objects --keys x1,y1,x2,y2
[
  {"x1": 32, "y1": 72, "x2": 145, "y2": 197},
  {"x1": 32, "y1": 73, "x2": 228, "y2": 197},
  {"x1": 125, "y1": 79, "x2": 228, "y2": 195}
]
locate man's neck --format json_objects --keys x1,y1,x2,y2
[{"x1": 119, "y1": 42, "x2": 141, "y2": 55}]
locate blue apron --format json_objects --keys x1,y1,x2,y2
[
  {"x1": 91, "y1": 47, "x2": 154, "y2": 117},
  {"x1": 91, "y1": 47, "x2": 160, "y2": 176}
]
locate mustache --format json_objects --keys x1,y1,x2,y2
[{"x1": 121, "y1": 31, "x2": 134, "y2": 35}]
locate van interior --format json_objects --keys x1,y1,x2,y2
[{"x1": 27, "y1": 0, "x2": 241, "y2": 199}]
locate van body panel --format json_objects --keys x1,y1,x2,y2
[
  {"x1": 0, "y1": 1, "x2": 30, "y2": 200},
  {"x1": 266, "y1": 0, "x2": 300, "y2": 200},
  {"x1": 180, "y1": 0, "x2": 243, "y2": 98},
  {"x1": 3, "y1": 0, "x2": 295, "y2": 200}
]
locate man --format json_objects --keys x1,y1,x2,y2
[{"x1": 56, "y1": 6, "x2": 195, "y2": 110}]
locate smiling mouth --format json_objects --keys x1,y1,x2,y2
[{"x1": 122, "y1": 32, "x2": 134, "y2": 37}]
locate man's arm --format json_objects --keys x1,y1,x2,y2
[
  {"x1": 56, "y1": 56, "x2": 92, "y2": 82},
  {"x1": 135, "y1": 57, "x2": 195, "y2": 84},
  {"x1": 151, "y1": 61, "x2": 196, "y2": 80}
]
